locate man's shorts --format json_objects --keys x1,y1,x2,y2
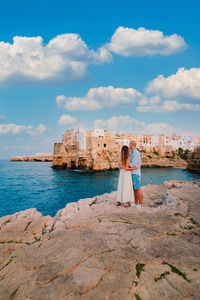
[{"x1": 132, "y1": 174, "x2": 141, "y2": 190}]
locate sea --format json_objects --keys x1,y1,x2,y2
[{"x1": 0, "y1": 160, "x2": 200, "y2": 218}]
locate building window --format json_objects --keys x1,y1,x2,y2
[{"x1": 104, "y1": 144, "x2": 106, "y2": 147}]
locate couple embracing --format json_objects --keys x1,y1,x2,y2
[{"x1": 117, "y1": 141, "x2": 143, "y2": 207}]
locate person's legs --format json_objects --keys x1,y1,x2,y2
[
  {"x1": 134, "y1": 189, "x2": 143, "y2": 206},
  {"x1": 132, "y1": 174, "x2": 142, "y2": 205},
  {"x1": 137, "y1": 188, "x2": 143, "y2": 206},
  {"x1": 134, "y1": 189, "x2": 138, "y2": 205}
]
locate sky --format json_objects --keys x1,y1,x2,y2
[{"x1": 0, "y1": 0, "x2": 200, "y2": 158}]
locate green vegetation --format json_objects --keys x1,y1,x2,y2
[
  {"x1": 0, "y1": 237, "x2": 41, "y2": 246},
  {"x1": 103, "y1": 249, "x2": 114, "y2": 253},
  {"x1": 134, "y1": 294, "x2": 142, "y2": 300},
  {"x1": 0, "y1": 240, "x2": 18, "y2": 244},
  {"x1": 162, "y1": 262, "x2": 191, "y2": 283},
  {"x1": 22, "y1": 216, "x2": 27, "y2": 218},
  {"x1": 136, "y1": 263, "x2": 145, "y2": 278},
  {"x1": 97, "y1": 217, "x2": 102, "y2": 223},
  {"x1": 165, "y1": 155, "x2": 171, "y2": 159},
  {"x1": 3, "y1": 256, "x2": 14, "y2": 268},
  {"x1": 89, "y1": 198, "x2": 97, "y2": 206},
  {"x1": 171, "y1": 150, "x2": 176, "y2": 158},
  {"x1": 184, "y1": 225, "x2": 194, "y2": 230},
  {"x1": 2, "y1": 219, "x2": 11, "y2": 225},
  {"x1": 139, "y1": 149, "x2": 146, "y2": 153},
  {"x1": 174, "y1": 213, "x2": 182, "y2": 216},
  {"x1": 177, "y1": 147, "x2": 190, "y2": 160},
  {"x1": 167, "y1": 232, "x2": 177, "y2": 236},
  {"x1": 153, "y1": 150, "x2": 159, "y2": 155},
  {"x1": 147, "y1": 155, "x2": 152, "y2": 159},
  {"x1": 190, "y1": 218, "x2": 198, "y2": 225},
  {"x1": 154, "y1": 271, "x2": 170, "y2": 282},
  {"x1": 111, "y1": 219, "x2": 132, "y2": 224}
]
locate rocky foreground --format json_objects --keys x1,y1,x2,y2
[{"x1": 0, "y1": 181, "x2": 200, "y2": 300}]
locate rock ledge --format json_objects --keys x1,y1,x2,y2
[{"x1": 0, "y1": 181, "x2": 200, "y2": 300}]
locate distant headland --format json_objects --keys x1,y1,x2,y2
[{"x1": 11, "y1": 152, "x2": 53, "y2": 162}]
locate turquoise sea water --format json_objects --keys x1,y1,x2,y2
[{"x1": 0, "y1": 160, "x2": 200, "y2": 218}]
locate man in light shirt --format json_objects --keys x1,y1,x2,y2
[{"x1": 129, "y1": 141, "x2": 143, "y2": 207}]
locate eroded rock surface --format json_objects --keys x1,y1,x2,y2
[{"x1": 0, "y1": 181, "x2": 200, "y2": 300}]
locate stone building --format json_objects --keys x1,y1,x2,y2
[{"x1": 52, "y1": 128, "x2": 120, "y2": 170}]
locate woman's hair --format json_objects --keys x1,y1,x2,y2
[{"x1": 121, "y1": 145, "x2": 129, "y2": 167}]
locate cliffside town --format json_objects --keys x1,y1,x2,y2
[{"x1": 52, "y1": 128, "x2": 197, "y2": 170}]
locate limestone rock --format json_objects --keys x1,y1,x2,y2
[
  {"x1": 187, "y1": 147, "x2": 200, "y2": 173},
  {"x1": 0, "y1": 181, "x2": 200, "y2": 299}
]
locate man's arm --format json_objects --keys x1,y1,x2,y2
[
  {"x1": 126, "y1": 165, "x2": 138, "y2": 170},
  {"x1": 128, "y1": 151, "x2": 138, "y2": 170}
]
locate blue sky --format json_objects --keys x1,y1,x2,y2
[{"x1": 0, "y1": 0, "x2": 200, "y2": 158}]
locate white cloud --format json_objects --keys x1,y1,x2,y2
[
  {"x1": 94, "y1": 115, "x2": 145, "y2": 133},
  {"x1": 107, "y1": 26, "x2": 186, "y2": 56},
  {"x1": 56, "y1": 86, "x2": 145, "y2": 111},
  {"x1": 57, "y1": 85, "x2": 199, "y2": 113},
  {"x1": 94, "y1": 115, "x2": 177, "y2": 135},
  {"x1": 28, "y1": 124, "x2": 48, "y2": 137},
  {"x1": 0, "y1": 123, "x2": 47, "y2": 136},
  {"x1": 146, "y1": 67, "x2": 200, "y2": 99},
  {"x1": 0, "y1": 34, "x2": 112, "y2": 86},
  {"x1": 146, "y1": 123, "x2": 176, "y2": 135},
  {"x1": 137, "y1": 100, "x2": 200, "y2": 112},
  {"x1": 58, "y1": 114, "x2": 78, "y2": 125}
]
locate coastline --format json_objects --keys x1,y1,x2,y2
[
  {"x1": 0, "y1": 180, "x2": 200, "y2": 299},
  {"x1": 11, "y1": 155, "x2": 53, "y2": 162}
]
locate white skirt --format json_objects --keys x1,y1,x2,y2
[{"x1": 117, "y1": 169, "x2": 135, "y2": 203}]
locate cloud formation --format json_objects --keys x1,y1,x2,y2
[
  {"x1": 58, "y1": 114, "x2": 78, "y2": 125},
  {"x1": 0, "y1": 123, "x2": 47, "y2": 136},
  {"x1": 94, "y1": 115, "x2": 176, "y2": 135},
  {"x1": 57, "y1": 85, "x2": 199, "y2": 113},
  {"x1": 108, "y1": 27, "x2": 186, "y2": 56},
  {"x1": 56, "y1": 86, "x2": 145, "y2": 111},
  {"x1": 146, "y1": 67, "x2": 200, "y2": 99},
  {"x1": 0, "y1": 27, "x2": 187, "y2": 86},
  {"x1": 137, "y1": 100, "x2": 199, "y2": 112},
  {"x1": 0, "y1": 34, "x2": 112, "y2": 86}
]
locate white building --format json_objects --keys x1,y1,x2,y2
[
  {"x1": 74, "y1": 127, "x2": 86, "y2": 150},
  {"x1": 177, "y1": 136, "x2": 196, "y2": 151},
  {"x1": 93, "y1": 128, "x2": 104, "y2": 137},
  {"x1": 115, "y1": 138, "x2": 130, "y2": 146},
  {"x1": 150, "y1": 135, "x2": 160, "y2": 148}
]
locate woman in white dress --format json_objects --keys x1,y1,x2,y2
[{"x1": 116, "y1": 145, "x2": 138, "y2": 207}]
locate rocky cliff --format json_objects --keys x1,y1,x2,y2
[
  {"x1": 0, "y1": 181, "x2": 200, "y2": 299},
  {"x1": 187, "y1": 147, "x2": 200, "y2": 173},
  {"x1": 52, "y1": 150, "x2": 187, "y2": 171}
]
